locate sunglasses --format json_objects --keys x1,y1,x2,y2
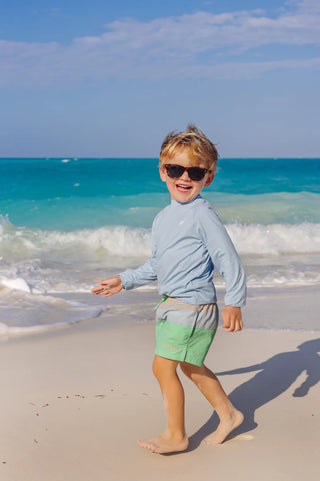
[{"x1": 164, "y1": 164, "x2": 211, "y2": 181}]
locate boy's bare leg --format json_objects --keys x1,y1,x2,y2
[
  {"x1": 180, "y1": 362, "x2": 243, "y2": 444},
  {"x1": 138, "y1": 356, "x2": 189, "y2": 454}
]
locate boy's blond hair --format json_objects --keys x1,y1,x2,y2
[{"x1": 159, "y1": 124, "x2": 218, "y2": 173}]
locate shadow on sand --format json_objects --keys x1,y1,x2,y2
[{"x1": 187, "y1": 337, "x2": 320, "y2": 451}]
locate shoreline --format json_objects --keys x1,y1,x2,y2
[{"x1": 1, "y1": 284, "x2": 319, "y2": 339}]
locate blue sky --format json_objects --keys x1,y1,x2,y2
[{"x1": 1, "y1": 0, "x2": 319, "y2": 157}]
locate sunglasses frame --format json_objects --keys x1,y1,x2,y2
[{"x1": 164, "y1": 164, "x2": 211, "y2": 181}]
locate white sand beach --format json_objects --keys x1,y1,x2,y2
[{"x1": 1, "y1": 288, "x2": 319, "y2": 481}]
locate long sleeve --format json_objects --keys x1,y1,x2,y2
[
  {"x1": 120, "y1": 222, "x2": 158, "y2": 290},
  {"x1": 120, "y1": 256, "x2": 157, "y2": 290},
  {"x1": 197, "y1": 204, "x2": 246, "y2": 307}
]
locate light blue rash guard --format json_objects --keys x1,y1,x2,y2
[{"x1": 120, "y1": 195, "x2": 246, "y2": 307}]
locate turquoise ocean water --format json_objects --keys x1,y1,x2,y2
[{"x1": 0, "y1": 157, "x2": 319, "y2": 334}]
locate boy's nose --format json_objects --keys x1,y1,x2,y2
[{"x1": 179, "y1": 169, "x2": 191, "y2": 181}]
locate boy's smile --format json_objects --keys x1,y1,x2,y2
[{"x1": 159, "y1": 149, "x2": 215, "y2": 203}]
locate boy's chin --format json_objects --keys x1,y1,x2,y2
[{"x1": 171, "y1": 192, "x2": 199, "y2": 203}]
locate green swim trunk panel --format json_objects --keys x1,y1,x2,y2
[{"x1": 155, "y1": 320, "x2": 217, "y2": 367}]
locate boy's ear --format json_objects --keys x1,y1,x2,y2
[
  {"x1": 159, "y1": 166, "x2": 167, "y2": 182},
  {"x1": 205, "y1": 172, "x2": 215, "y2": 187}
]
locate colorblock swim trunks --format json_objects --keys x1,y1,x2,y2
[{"x1": 155, "y1": 297, "x2": 218, "y2": 366}]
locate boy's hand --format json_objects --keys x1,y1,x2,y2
[
  {"x1": 91, "y1": 276, "x2": 122, "y2": 297},
  {"x1": 221, "y1": 305, "x2": 243, "y2": 332}
]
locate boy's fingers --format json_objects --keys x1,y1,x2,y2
[
  {"x1": 232, "y1": 320, "x2": 243, "y2": 332},
  {"x1": 225, "y1": 322, "x2": 235, "y2": 332},
  {"x1": 91, "y1": 286, "x2": 100, "y2": 294},
  {"x1": 223, "y1": 317, "x2": 243, "y2": 332},
  {"x1": 92, "y1": 283, "x2": 110, "y2": 295}
]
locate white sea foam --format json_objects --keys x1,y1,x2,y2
[
  {"x1": 1, "y1": 215, "x2": 320, "y2": 259},
  {"x1": 0, "y1": 216, "x2": 152, "y2": 260},
  {"x1": 0, "y1": 287, "x2": 106, "y2": 336},
  {"x1": 227, "y1": 222, "x2": 320, "y2": 255},
  {"x1": 1, "y1": 276, "x2": 31, "y2": 293}
]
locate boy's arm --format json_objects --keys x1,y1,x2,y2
[
  {"x1": 120, "y1": 256, "x2": 157, "y2": 290},
  {"x1": 198, "y1": 206, "x2": 246, "y2": 326},
  {"x1": 91, "y1": 256, "x2": 158, "y2": 297}
]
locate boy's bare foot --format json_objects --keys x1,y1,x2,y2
[
  {"x1": 138, "y1": 433, "x2": 189, "y2": 454},
  {"x1": 204, "y1": 409, "x2": 244, "y2": 445}
]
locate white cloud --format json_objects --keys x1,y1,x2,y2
[
  {"x1": 187, "y1": 56, "x2": 320, "y2": 79},
  {"x1": 0, "y1": 3, "x2": 319, "y2": 87},
  {"x1": 296, "y1": 0, "x2": 320, "y2": 13}
]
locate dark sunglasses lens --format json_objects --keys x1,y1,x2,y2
[
  {"x1": 188, "y1": 167, "x2": 206, "y2": 181},
  {"x1": 166, "y1": 165, "x2": 185, "y2": 178}
]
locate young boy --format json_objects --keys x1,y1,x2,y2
[{"x1": 92, "y1": 125, "x2": 246, "y2": 454}]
